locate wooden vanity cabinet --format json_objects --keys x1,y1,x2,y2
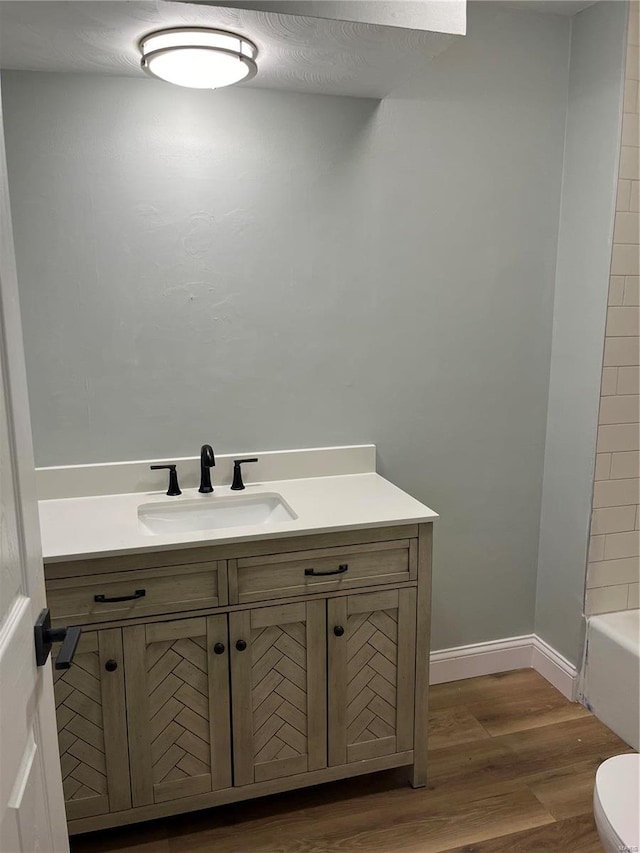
[
  {"x1": 328, "y1": 588, "x2": 417, "y2": 766},
  {"x1": 45, "y1": 523, "x2": 432, "y2": 833},
  {"x1": 53, "y1": 629, "x2": 130, "y2": 821},
  {"x1": 47, "y1": 560, "x2": 227, "y2": 626},
  {"x1": 122, "y1": 615, "x2": 232, "y2": 806},
  {"x1": 230, "y1": 600, "x2": 327, "y2": 785}
]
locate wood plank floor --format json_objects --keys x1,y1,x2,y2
[{"x1": 71, "y1": 669, "x2": 634, "y2": 853}]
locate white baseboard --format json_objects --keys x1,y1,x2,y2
[
  {"x1": 530, "y1": 635, "x2": 578, "y2": 701},
  {"x1": 429, "y1": 635, "x2": 533, "y2": 685},
  {"x1": 429, "y1": 633, "x2": 578, "y2": 700}
]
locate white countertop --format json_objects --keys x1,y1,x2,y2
[{"x1": 38, "y1": 472, "x2": 438, "y2": 563}]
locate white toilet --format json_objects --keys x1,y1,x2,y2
[{"x1": 593, "y1": 754, "x2": 640, "y2": 853}]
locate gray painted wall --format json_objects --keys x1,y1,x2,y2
[
  {"x1": 535, "y1": 1, "x2": 627, "y2": 665},
  {"x1": 352, "y1": 3, "x2": 571, "y2": 650},
  {"x1": 3, "y1": 3, "x2": 587, "y2": 651},
  {"x1": 3, "y1": 73, "x2": 378, "y2": 464}
]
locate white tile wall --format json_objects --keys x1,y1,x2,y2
[
  {"x1": 619, "y1": 146, "x2": 640, "y2": 181},
  {"x1": 603, "y1": 530, "x2": 640, "y2": 559},
  {"x1": 594, "y1": 452, "x2": 612, "y2": 479},
  {"x1": 609, "y1": 275, "x2": 626, "y2": 304},
  {"x1": 617, "y1": 366, "x2": 640, "y2": 393},
  {"x1": 610, "y1": 450, "x2": 640, "y2": 478},
  {"x1": 624, "y1": 276, "x2": 639, "y2": 303},
  {"x1": 591, "y1": 505, "x2": 638, "y2": 534},
  {"x1": 613, "y1": 211, "x2": 640, "y2": 243},
  {"x1": 589, "y1": 556, "x2": 640, "y2": 586},
  {"x1": 618, "y1": 180, "x2": 633, "y2": 209},
  {"x1": 610, "y1": 243, "x2": 640, "y2": 275},
  {"x1": 592, "y1": 477, "x2": 640, "y2": 509},
  {"x1": 596, "y1": 422, "x2": 640, "y2": 452},
  {"x1": 622, "y1": 112, "x2": 639, "y2": 147},
  {"x1": 586, "y1": 584, "x2": 632, "y2": 615},
  {"x1": 602, "y1": 335, "x2": 640, "y2": 366},
  {"x1": 606, "y1": 305, "x2": 640, "y2": 335},
  {"x1": 598, "y1": 394, "x2": 639, "y2": 423},
  {"x1": 586, "y1": 3, "x2": 640, "y2": 616},
  {"x1": 623, "y1": 78, "x2": 638, "y2": 114}
]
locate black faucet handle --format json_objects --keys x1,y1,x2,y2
[
  {"x1": 231, "y1": 458, "x2": 258, "y2": 491},
  {"x1": 150, "y1": 464, "x2": 182, "y2": 496}
]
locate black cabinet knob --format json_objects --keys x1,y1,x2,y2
[
  {"x1": 236, "y1": 639, "x2": 247, "y2": 652},
  {"x1": 333, "y1": 626, "x2": 345, "y2": 637},
  {"x1": 105, "y1": 659, "x2": 118, "y2": 672},
  {"x1": 213, "y1": 643, "x2": 225, "y2": 655}
]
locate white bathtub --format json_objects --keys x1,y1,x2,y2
[{"x1": 582, "y1": 609, "x2": 640, "y2": 751}]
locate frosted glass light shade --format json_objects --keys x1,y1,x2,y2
[{"x1": 139, "y1": 28, "x2": 258, "y2": 89}]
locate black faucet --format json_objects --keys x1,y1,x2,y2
[{"x1": 199, "y1": 444, "x2": 215, "y2": 493}]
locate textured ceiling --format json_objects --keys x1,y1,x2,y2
[
  {"x1": 0, "y1": 1, "x2": 458, "y2": 99},
  {"x1": 191, "y1": 1, "x2": 466, "y2": 34},
  {"x1": 498, "y1": 0, "x2": 596, "y2": 15}
]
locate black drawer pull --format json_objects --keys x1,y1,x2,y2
[
  {"x1": 94, "y1": 589, "x2": 146, "y2": 603},
  {"x1": 305, "y1": 564, "x2": 348, "y2": 577}
]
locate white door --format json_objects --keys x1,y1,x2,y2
[{"x1": 0, "y1": 80, "x2": 69, "y2": 852}]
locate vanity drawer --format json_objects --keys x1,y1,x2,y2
[
  {"x1": 229, "y1": 539, "x2": 416, "y2": 604},
  {"x1": 47, "y1": 561, "x2": 227, "y2": 625}
]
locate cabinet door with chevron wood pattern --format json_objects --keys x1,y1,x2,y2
[
  {"x1": 230, "y1": 600, "x2": 327, "y2": 785},
  {"x1": 328, "y1": 588, "x2": 417, "y2": 765},
  {"x1": 53, "y1": 628, "x2": 131, "y2": 821},
  {"x1": 123, "y1": 615, "x2": 231, "y2": 806}
]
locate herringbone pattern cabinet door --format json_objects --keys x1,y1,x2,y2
[
  {"x1": 328, "y1": 589, "x2": 417, "y2": 765},
  {"x1": 123, "y1": 615, "x2": 231, "y2": 806},
  {"x1": 54, "y1": 628, "x2": 130, "y2": 820},
  {"x1": 230, "y1": 601, "x2": 327, "y2": 785}
]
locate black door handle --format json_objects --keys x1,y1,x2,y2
[
  {"x1": 34, "y1": 609, "x2": 82, "y2": 669},
  {"x1": 305, "y1": 564, "x2": 348, "y2": 577},
  {"x1": 55, "y1": 626, "x2": 82, "y2": 669},
  {"x1": 94, "y1": 589, "x2": 146, "y2": 603}
]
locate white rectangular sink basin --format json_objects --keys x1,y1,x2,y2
[{"x1": 138, "y1": 493, "x2": 297, "y2": 536}]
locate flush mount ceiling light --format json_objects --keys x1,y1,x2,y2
[{"x1": 139, "y1": 27, "x2": 258, "y2": 90}]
